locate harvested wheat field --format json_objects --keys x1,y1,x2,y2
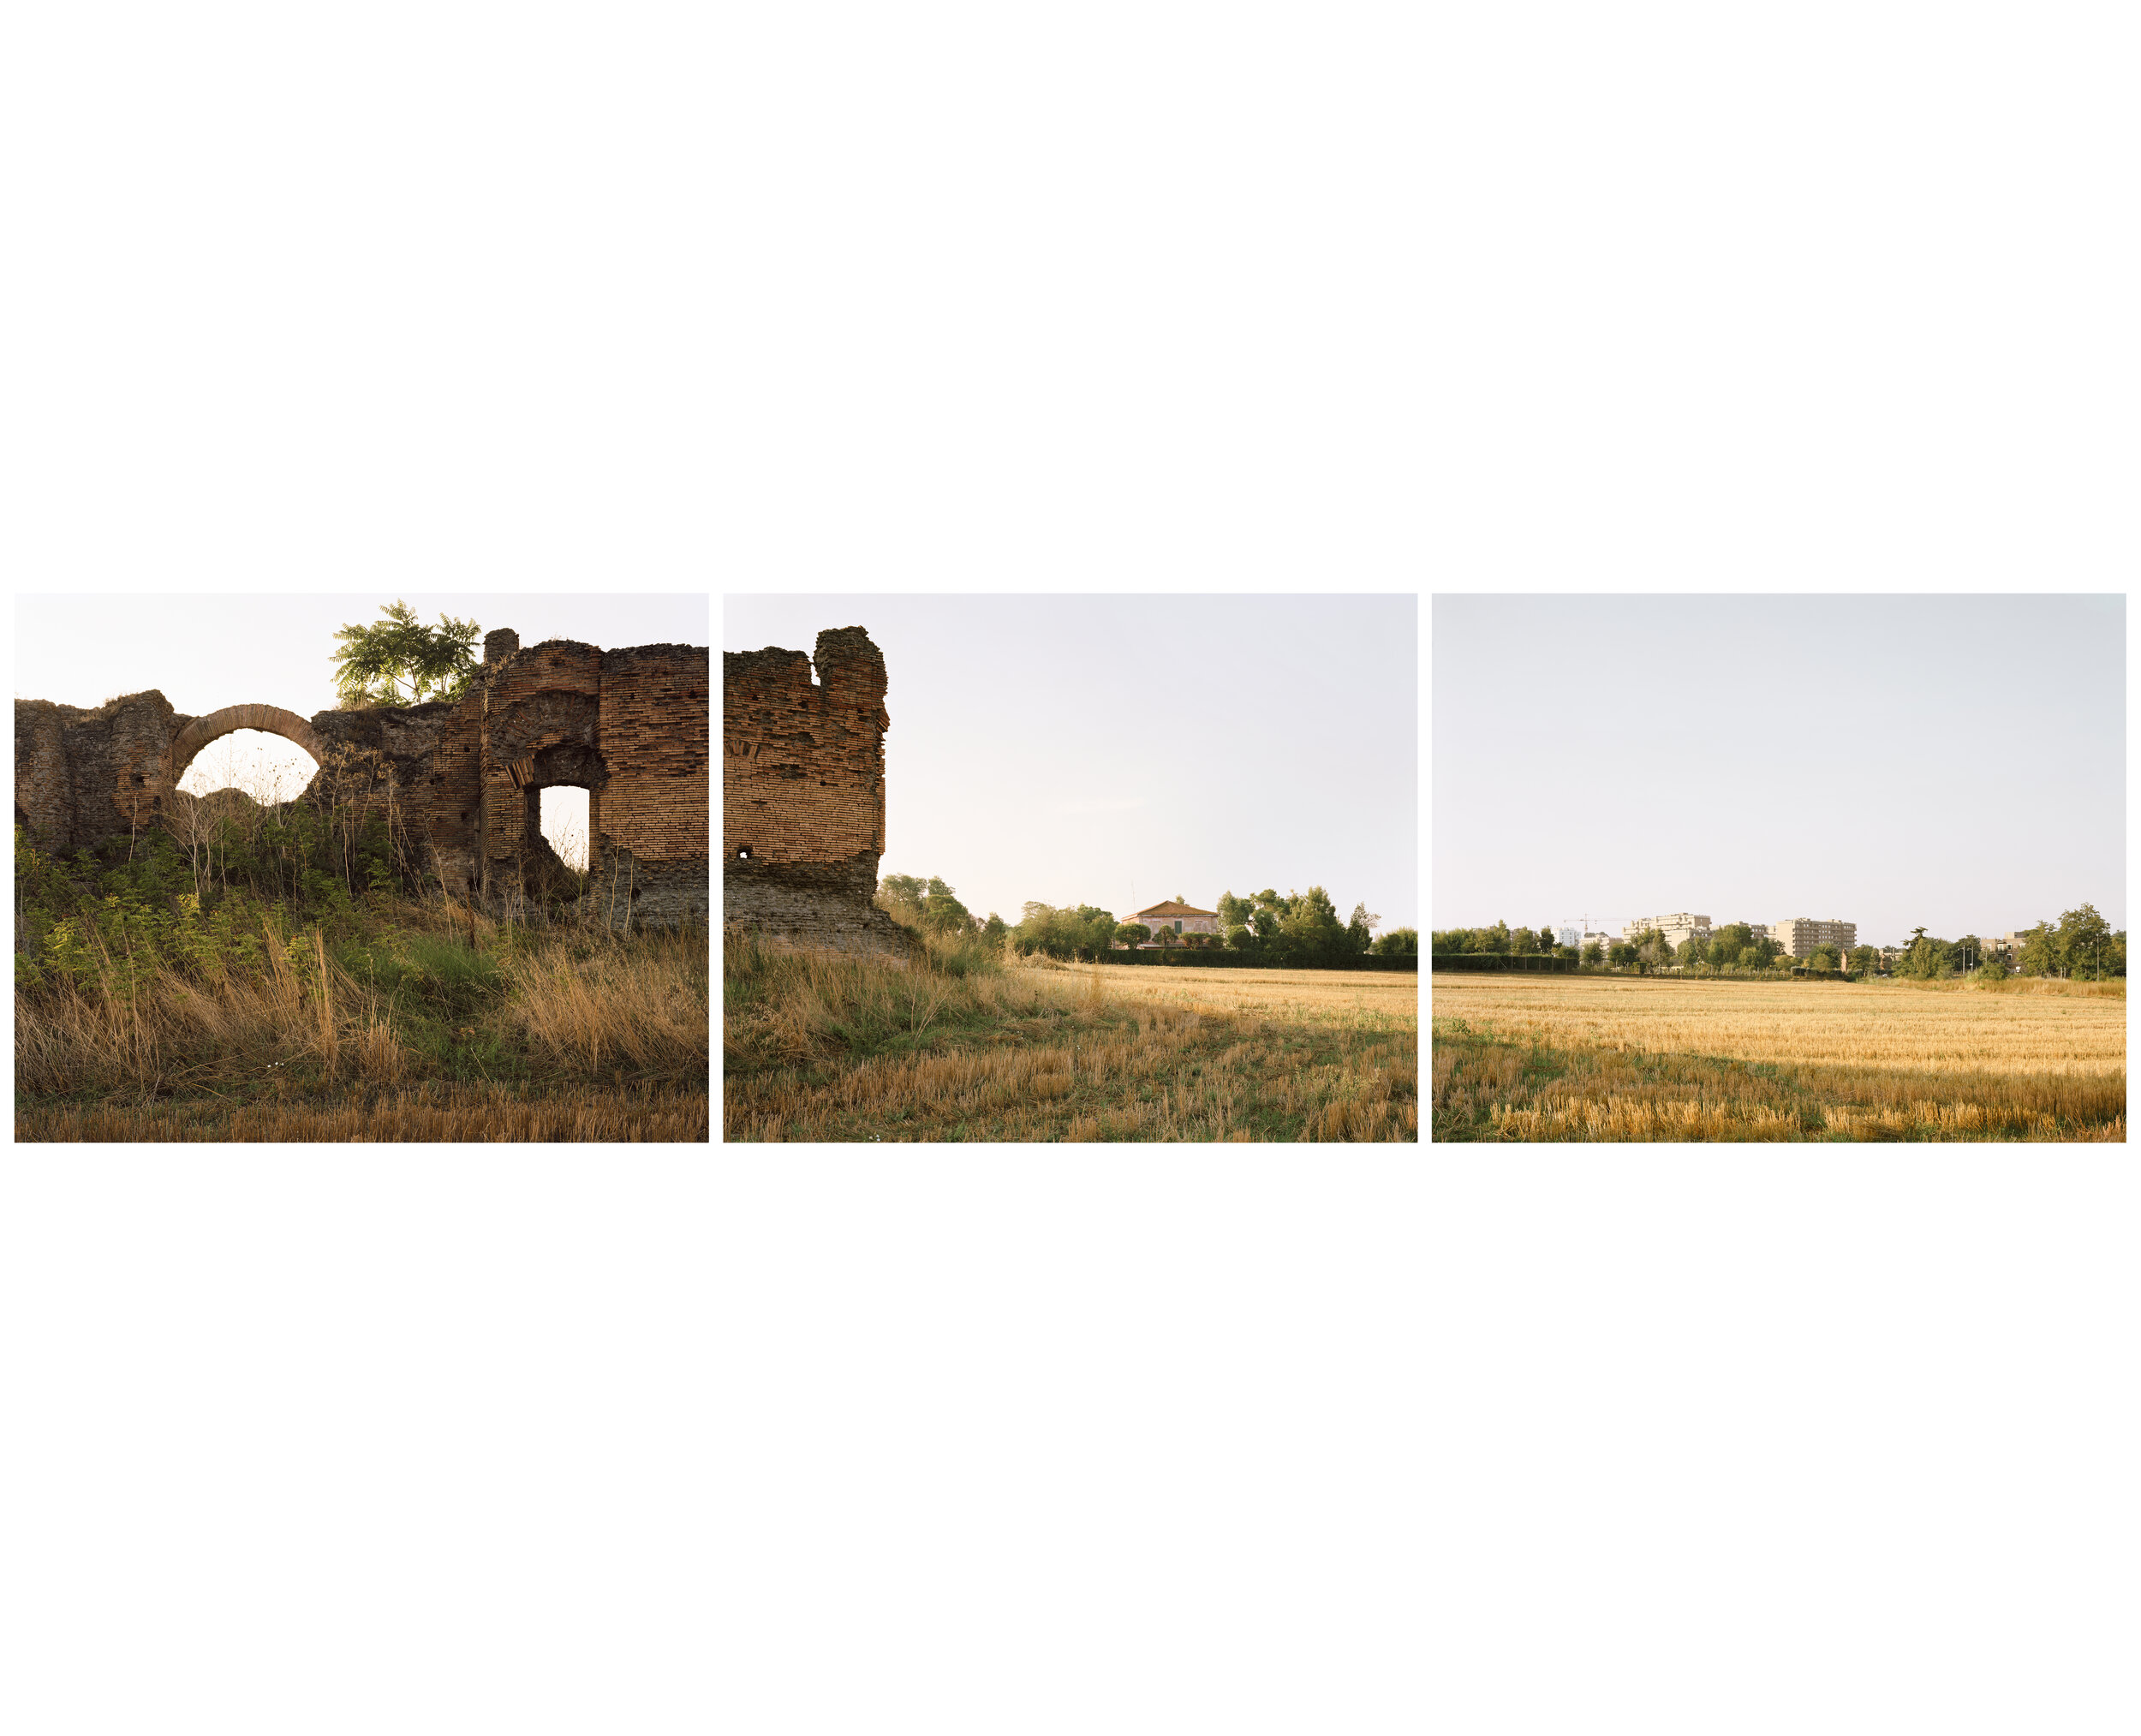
[
  {"x1": 16, "y1": 1082, "x2": 709, "y2": 1142},
  {"x1": 725, "y1": 938, "x2": 1418, "y2": 1142},
  {"x1": 1431, "y1": 973, "x2": 2126, "y2": 1142}
]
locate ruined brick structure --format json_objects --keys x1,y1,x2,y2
[
  {"x1": 14, "y1": 629, "x2": 710, "y2": 929},
  {"x1": 723, "y1": 626, "x2": 910, "y2": 957}
]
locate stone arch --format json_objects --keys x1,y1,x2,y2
[{"x1": 168, "y1": 705, "x2": 326, "y2": 788}]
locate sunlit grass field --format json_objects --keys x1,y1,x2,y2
[
  {"x1": 725, "y1": 937, "x2": 1418, "y2": 1142},
  {"x1": 1431, "y1": 972, "x2": 2125, "y2": 1142}
]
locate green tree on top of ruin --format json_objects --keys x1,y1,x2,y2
[{"x1": 331, "y1": 600, "x2": 483, "y2": 708}]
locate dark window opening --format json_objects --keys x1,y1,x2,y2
[
  {"x1": 132, "y1": 773, "x2": 146, "y2": 785},
  {"x1": 737, "y1": 845, "x2": 753, "y2": 860}
]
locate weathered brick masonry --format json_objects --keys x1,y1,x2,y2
[
  {"x1": 14, "y1": 630, "x2": 710, "y2": 928},
  {"x1": 723, "y1": 626, "x2": 910, "y2": 957}
]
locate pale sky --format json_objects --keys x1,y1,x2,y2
[
  {"x1": 15, "y1": 592, "x2": 707, "y2": 863},
  {"x1": 1433, "y1": 594, "x2": 2126, "y2": 947},
  {"x1": 725, "y1": 594, "x2": 1418, "y2": 935}
]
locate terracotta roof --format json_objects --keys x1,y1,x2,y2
[{"x1": 1133, "y1": 900, "x2": 1215, "y2": 918}]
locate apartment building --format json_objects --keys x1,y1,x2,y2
[
  {"x1": 1772, "y1": 917, "x2": 1857, "y2": 959},
  {"x1": 1627, "y1": 912, "x2": 1710, "y2": 946}
]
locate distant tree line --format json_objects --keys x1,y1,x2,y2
[
  {"x1": 1434, "y1": 903, "x2": 2126, "y2": 981},
  {"x1": 1429, "y1": 920, "x2": 1778, "y2": 975},
  {"x1": 1882, "y1": 904, "x2": 2123, "y2": 981},
  {"x1": 876, "y1": 874, "x2": 1414, "y2": 966}
]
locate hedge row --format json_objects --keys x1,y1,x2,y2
[{"x1": 1429, "y1": 954, "x2": 1578, "y2": 973}]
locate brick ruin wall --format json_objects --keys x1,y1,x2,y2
[
  {"x1": 14, "y1": 634, "x2": 710, "y2": 930},
  {"x1": 722, "y1": 626, "x2": 911, "y2": 958}
]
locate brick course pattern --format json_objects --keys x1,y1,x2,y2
[
  {"x1": 722, "y1": 626, "x2": 910, "y2": 958},
  {"x1": 14, "y1": 631, "x2": 710, "y2": 929}
]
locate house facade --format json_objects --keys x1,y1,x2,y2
[{"x1": 1129, "y1": 898, "x2": 1220, "y2": 945}]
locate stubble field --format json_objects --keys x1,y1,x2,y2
[
  {"x1": 1431, "y1": 973, "x2": 2126, "y2": 1142},
  {"x1": 725, "y1": 940, "x2": 1419, "y2": 1142}
]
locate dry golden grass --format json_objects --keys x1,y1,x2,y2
[
  {"x1": 17, "y1": 895, "x2": 709, "y2": 1140},
  {"x1": 1073, "y1": 962, "x2": 1420, "y2": 1029},
  {"x1": 502, "y1": 942, "x2": 711, "y2": 1076},
  {"x1": 725, "y1": 942, "x2": 1417, "y2": 1142},
  {"x1": 1431, "y1": 974, "x2": 2125, "y2": 1142},
  {"x1": 16, "y1": 1083, "x2": 708, "y2": 1142}
]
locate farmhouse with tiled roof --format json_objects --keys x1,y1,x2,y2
[{"x1": 1130, "y1": 898, "x2": 1219, "y2": 941}]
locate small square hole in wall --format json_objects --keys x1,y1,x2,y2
[{"x1": 737, "y1": 845, "x2": 754, "y2": 859}]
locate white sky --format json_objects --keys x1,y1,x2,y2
[
  {"x1": 1434, "y1": 594, "x2": 2126, "y2": 946},
  {"x1": 15, "y1": 592, "x2": 707, "y2": 864},
  {"x1": 725, "y1": 594, "x2": 1418, "y2": 934}
]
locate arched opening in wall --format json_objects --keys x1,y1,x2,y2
[
  {"x1": 540, "y1": 787, "x2": 590, "y2": 871},
  {"x1": 176, "y1": 730, "x2": 318, "y2": 806}
]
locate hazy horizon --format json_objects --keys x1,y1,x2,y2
[{"x1": 1432, "y1": 594, "x2": 2125, "y2": 948}]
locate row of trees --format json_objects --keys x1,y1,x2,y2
[
  {"x1": 1886, "y1": 906, "x2": 2124, "y2": 981},
  {"x1": 1434, "y1": 904, "x2": 2126, "y2": 981},
  {"x1": 1429, "y1": 921, "x2": 1714, "y2": 973},
  {"x1": 1671, "y1": 924, "x2": 1788, "y2": 972},
  {"x1": 1210, "y1": 887, "x2": 1413, "y2": 964},
  {"x1": 876, "y1": 875, "x2": 1416, "y2": 966},
  {"x1": 1431, "y1": 921, "x2": 1563, "y2": 957}
]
